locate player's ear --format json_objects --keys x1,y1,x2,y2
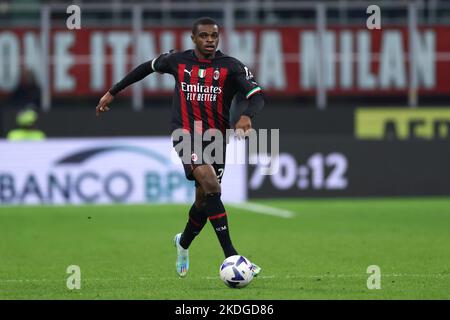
[{"x1": 191, "y1": 34, "x2": 195, "y2": 43}]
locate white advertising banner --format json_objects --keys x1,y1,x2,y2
[{"x1": 0, "y1": 137, "x2": 247, "y2": 205}]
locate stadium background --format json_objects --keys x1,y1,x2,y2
[{"x1": 0, "y1": 0, "x2": 449, "y2": 300}]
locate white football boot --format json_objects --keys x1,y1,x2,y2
[
  {"x1": 250, "y1": 263, "x2": 262, "y2": 277},
  {"x1": 173, "y1": 233, "x2": 189, "y2": 277}
]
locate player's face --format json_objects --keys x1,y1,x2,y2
[{"x1": 192, "y1": 24, "x2": 219, "y2": 58}]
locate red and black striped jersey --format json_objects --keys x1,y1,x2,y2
[{"x1": 151, "y1": 49, "x2": 262, "y2": 134}]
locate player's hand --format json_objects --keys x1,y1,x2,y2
[
  {"x1": 235, "y1": 115, "x2": 252, "y2": 140},
  {"x1": 96, "y1": 91, "x2": 114, "y2": 117}
]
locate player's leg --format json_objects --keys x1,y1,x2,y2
[
  {"x1": 179, "y1": 185, "x2": 207, "y2": 249},
  {"x1": 192, "y1": 164, "x2": 238, "y2": 258},
  {"x1": 174, "y1": 184, "x2": 209, "y2": 277}
]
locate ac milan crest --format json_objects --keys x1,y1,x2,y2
[{"x1": 213, "y1": 69, "x2": 220, "y2": 80}]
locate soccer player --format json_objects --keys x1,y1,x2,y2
[{"x1": 96, "y1": 17, "x2": 264, "y2": 278}]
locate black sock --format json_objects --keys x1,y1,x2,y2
[
  {"x1": 179, "y1": 203, "x2": 207, "y2": 249},
  {"x1": 205, "y1": 192, "x2": 238, "y2": 258}
]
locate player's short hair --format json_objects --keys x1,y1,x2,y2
[{"x1": 192, "y1": 17, "x2": 219, "y2": 35}]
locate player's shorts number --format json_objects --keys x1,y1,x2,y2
[{"x1": 217, "y1": 168, "x2": 224, "y2": 181}]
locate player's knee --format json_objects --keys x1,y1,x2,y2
[
  {"x1": 195, "y1": 201, "x2": 207, "y2": 213},
  {"x1": 194, "y1": 197, "x2": 206, "y2": 210}
]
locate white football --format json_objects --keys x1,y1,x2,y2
[{"x1": 219, "y1": 255, "x2": 254, "y2": 288}]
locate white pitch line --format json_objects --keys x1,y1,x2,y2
[
  {"x1": 229, "y1": 202, "x2": 296, "y2": 219},
  {"x1": 1, "y1": 273, "x2": 448, "y2": 284}
]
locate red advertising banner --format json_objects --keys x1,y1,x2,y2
[{"x1": 0, "y1": 26, "x2": 449, "y2": 96}]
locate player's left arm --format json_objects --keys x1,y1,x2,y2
[{"x1": 233, "y1": 62, "x2": 265, "y2": 138}]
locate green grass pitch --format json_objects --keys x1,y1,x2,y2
[{"x1": 0, "y1": 198, "x2": 449, "y2": 299}]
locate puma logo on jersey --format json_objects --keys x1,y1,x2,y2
[{"x1": 184, "y1": 69, "x2": 192, "y2": 76}]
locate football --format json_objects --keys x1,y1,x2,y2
[{"x1": 219, "y1": 255, "x2": 254, "y2": 288}]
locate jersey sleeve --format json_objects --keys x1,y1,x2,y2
[
  {"x1": 232, "y1": 60, "x2": 262, "y2": 99},
  {"x1": 151, "y1": 50, "x2": 175, "y2": 74}
]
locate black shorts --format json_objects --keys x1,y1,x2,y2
[{"x1": 173, "y1": 136, "x2": 226, "y2": 187}]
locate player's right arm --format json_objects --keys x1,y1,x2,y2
[{"x1": 96, "y1": 51, "x2": 174, "y2": 116}]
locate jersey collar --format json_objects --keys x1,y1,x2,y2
[{"x1": 191, "y1": 50, "x2": 224, "y2": 63}]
